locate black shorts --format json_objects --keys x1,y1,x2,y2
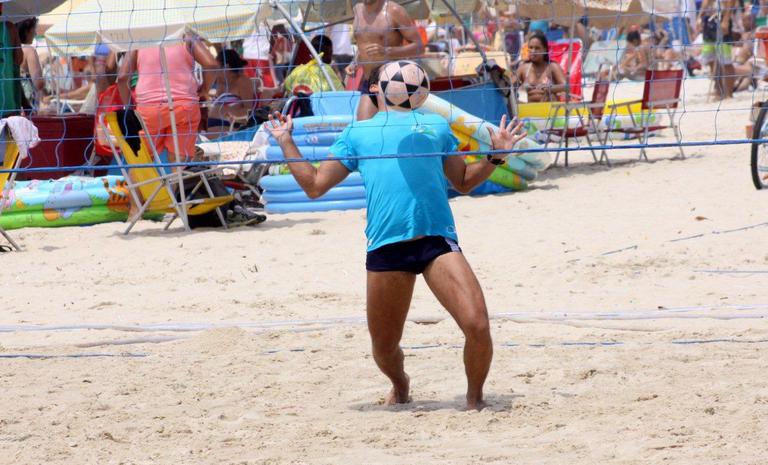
[
  {"x1": 366, "y1": 236, "x2": 462, "y2": 274},
  {"x1": 358, "y1": 77, "x2": 378, "y2": 107}
]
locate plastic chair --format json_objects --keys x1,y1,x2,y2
[
  {"x1": 606, "y1": 68, "x2": 685, "y2": 161},
  {"x1": 101, "y1": 111, "x2": 233, "y2": 234},
  {"x1": 0, "y1": 137, "x2": 21, "y2": 250},
  {"x1": 544, "y1": 72, "x2": 612, "y2": 167}
]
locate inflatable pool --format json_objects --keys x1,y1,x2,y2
[
  {"x1": 258, "y1": 93, "x2": 552, "y2": 213},
  {"x1": 260, "y1": 172, "x2": 367, "y2": 214},
  {"x1": 0, "y1": 175, "x2": 133, "y2": 230}
]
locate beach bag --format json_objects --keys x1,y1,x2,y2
[
  {"x1": 284, "y1": 55, "x2": 343, "y2": 94},
  {"x1": 177, "y1": 165, "x2": 234, "y2": 229}
]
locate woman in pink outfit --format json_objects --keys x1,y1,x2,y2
[{"x1": 117, "y1": 36, "x2": 218, "y2": 163}]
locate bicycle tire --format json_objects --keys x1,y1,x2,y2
[{"x1": 751, "y1": 102, "x2": 768, "y2": 190}]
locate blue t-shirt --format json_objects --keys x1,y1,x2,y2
[{"x1": 330, "y1": 111, "x2": 460, "y2": 252}]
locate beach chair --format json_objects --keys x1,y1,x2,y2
[
  {"x1": 0, "y1": 137, "x2": 21, "y2": 251},
  {"x1": 544, "y1": 73, "x2": 612, "y2": 167},
  {"x1": 605, "y1": 68, "x2": 685, "y2": 161},
  {"x1": 549, "y1": 39, "x2": 584, "y2": 99},
  {"x1": 100, "y1": 111, "x2": 234, "y2": 234}
]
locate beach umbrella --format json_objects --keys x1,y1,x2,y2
[
  {"x1": 512, "y1": 0, "x2": 644, "y2": 29},
  {"x1": 0, "y1": 0, "x2": 68, "y2": 22},
  {"x1": 38, "y1": 0, "x2": 89, "y2": 29},
  {"x1": 298, "y1": 0, "x2": 431, "y2": 23}
]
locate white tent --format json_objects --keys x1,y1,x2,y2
[{"x1": 44, "y1": 0, "x2": 274, "y2": 56}]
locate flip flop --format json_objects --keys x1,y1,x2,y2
[{"x1": 0, "y1": 245, "x2": 13, "y2": 253}]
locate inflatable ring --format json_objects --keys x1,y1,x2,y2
[
  {"x1": 289, "y1": 115, "x2": 352, "y2": 135},
  {"x1": 266, "y1": 198, "x2": 366, "y2": 214},
  {"x1": 269, "y1": 131, "x2": 342, "y2": 147},
  {"x1": 263, "y1": 185, "x2": 365, "y2": 203},
  {"x1": 266, "y1": 145, "x2": 332, "y2": 161},
  {"x1": 259, "y1": 172, "x2": 364, "y2": 192}
]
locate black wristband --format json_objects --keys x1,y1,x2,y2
[{"x1": 487, "y1": 155, "x2": 505, "y2": 165}]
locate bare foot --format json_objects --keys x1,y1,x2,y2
[
  {"x1": 465, "y1": 397, "x2": 487, "y2": 411},
  {"x1": 383, "y1": 374, "x2": 410, "y2": 405}
]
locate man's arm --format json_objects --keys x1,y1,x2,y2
[
  {"x1": 268, "y1": 112, "x2": 350, "y2": 198},
  {"x1": 191, "y1": 38, "x2": 218, "y2": 100},
  {"x1": 443, "y1": 155, "x2": 498, "y2": 194},
  {"x1": 117, "y1": 50, "x2": 138, "y2": 106},
  {"x1": 385, "y1": 5, "x2": 425, "y2": 59},
  {"x1": 443, "y1": 117, "x2": 527, "y2": 194}
]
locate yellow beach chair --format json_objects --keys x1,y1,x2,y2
[
  {"x1": 100, "y1": 111, "x2": 233, "y2": 234},
  {"x1": 0, "y1": 137, "x2": 21, "y2": 251}
]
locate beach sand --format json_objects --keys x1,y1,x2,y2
[{"x1": 2, "y1": 77, "x2": 768, "y2": 464}]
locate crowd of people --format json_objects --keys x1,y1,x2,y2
[{"x1": 3, "y1": 1, "x2": 767, "y2": 127}]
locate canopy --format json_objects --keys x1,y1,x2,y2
[
  {"x1": 512, "y1": 0, "x2": 644, "y2": 29},
  {"x1": 300, "y1": 0, "x2": 432, "y2": 23},
  {"x1": 0, "y1": 0, "x2": 70, "y2": 22},
  {"x1": 44, "y1": 0, "x2": 273, "y2": 56},
  {"x1": 38, "y1": 0, "x2": 89, "y2": 28}
]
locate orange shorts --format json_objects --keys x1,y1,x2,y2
[{"x1": 136, "y1": 103, "x2": 201, "y2": 160}]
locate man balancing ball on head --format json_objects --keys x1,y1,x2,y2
[{"x1": 265, "y1": 61, "x2": 526, "y2": 410}]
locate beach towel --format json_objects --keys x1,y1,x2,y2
[{"x1": 0, "y1": 116, "x2": 39, "y2": 159}]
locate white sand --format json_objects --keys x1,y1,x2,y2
[{"x1": 3, "y1": 76, "x2": 768, "y2": 464}]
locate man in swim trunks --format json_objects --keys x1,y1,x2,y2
[
  {"x1": 351, "y1": 0, "x2": 424, "y2": 120},
  {"x1": 264, "y1": 62, "x2": 527, "y2": 410}
]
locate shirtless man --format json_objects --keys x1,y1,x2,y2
[{"x1": 352, "y1": 0, "x2": 424, "y2": 120}]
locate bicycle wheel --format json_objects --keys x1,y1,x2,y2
[{"x1": 751, "y1": 102, "x2": 768, "y2": 190}]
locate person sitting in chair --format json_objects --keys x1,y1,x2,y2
[
  {"x1": 207, "y1": 49, "x2": 259, "y2": 136},
  {"x1": 514, "y1": 32, "x2": 568, "y2": 102}
]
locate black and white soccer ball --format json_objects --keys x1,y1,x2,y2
[{"x1": 378, "y1": 60, "x2": 430, "y2": 110}]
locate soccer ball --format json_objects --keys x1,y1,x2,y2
[{"x1": 378, "y1": 60, "x2": 430, "y2": 110}]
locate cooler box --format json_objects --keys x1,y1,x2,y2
[{"x1": 21, "y1": 114, "x2": 95, "y2": 180}]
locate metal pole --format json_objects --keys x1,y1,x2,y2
[
  {"x1": 159, "y1": 42, "x2": 190, "y2": 231},
  {"x1": 271, "y1": 0, "x2": 337, "y2": 91}
]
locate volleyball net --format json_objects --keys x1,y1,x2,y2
[{"x1": 0, "y1": 0, "x2": 764, "y2": 176}]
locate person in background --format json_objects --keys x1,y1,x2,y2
[
  {"x1": 94, "y1": 43, "x2": 118, "y2": 95},
  {"x1": 699, "y1": 0, "x2": 736, "y2": 99},
  {"x1": 618, "y1": 29, "x2": 651, "y2": 80},
  {"x1": 283, "y1": 34, "x2": 343, "y2": 94},
  {"x1": 514, "y1": 32, "x2": 567, "y2": 102},
  {"x1": 350, "y1": 0, "x2": 424, "y2": 121},
  {"x1": 118, "y1": 35, "x2": 217, "y2": 168},
  {"x1": 207, "y1": 49, "x2": 258, "y2": 136},
  {"x1": 0, "y1": 3, "x2": 22, "y2": 117},
  {"x1": 329, "y1": 23, "x2": 354, "y2": 81},
  {"x1": 270, "y1": 24, "x2": 293, "y2": 87},
  {"x1": 242, "y1": 22, "x2": 276, "y2": 89},
  {"x1": 17, "y1": 17, "x2": 44, "y2": 113}
]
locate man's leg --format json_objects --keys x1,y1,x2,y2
[
  {"x1": 422, "y1": 252, "x2": 492, "y2": 410},
  {"x1": 367, "y1": 270, "x2": 417, "y2": 404}
]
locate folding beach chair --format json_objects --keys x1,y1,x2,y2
[
  {"x1": 0, "y1": 137, "x2": 21, "y2": 251},
  {"x1": 544, "y1": 71, "x2": 612, "y2": 167},
  {"x1": 100, "y1": 111, "x2": 234, "y2": 234},
  {"x1": 549, "y1": 39, "x2": 584, "y2": 99},
  {"x1": 605, "y1": 68, "x2": 685, "y2": 161}
]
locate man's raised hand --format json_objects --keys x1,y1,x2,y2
[
  {"x1": 486, "y1": 115, "x2": 527, "y2": 164},
  {"x1": 266, "y1": 111, "x2": 294, "y2": 145}
]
